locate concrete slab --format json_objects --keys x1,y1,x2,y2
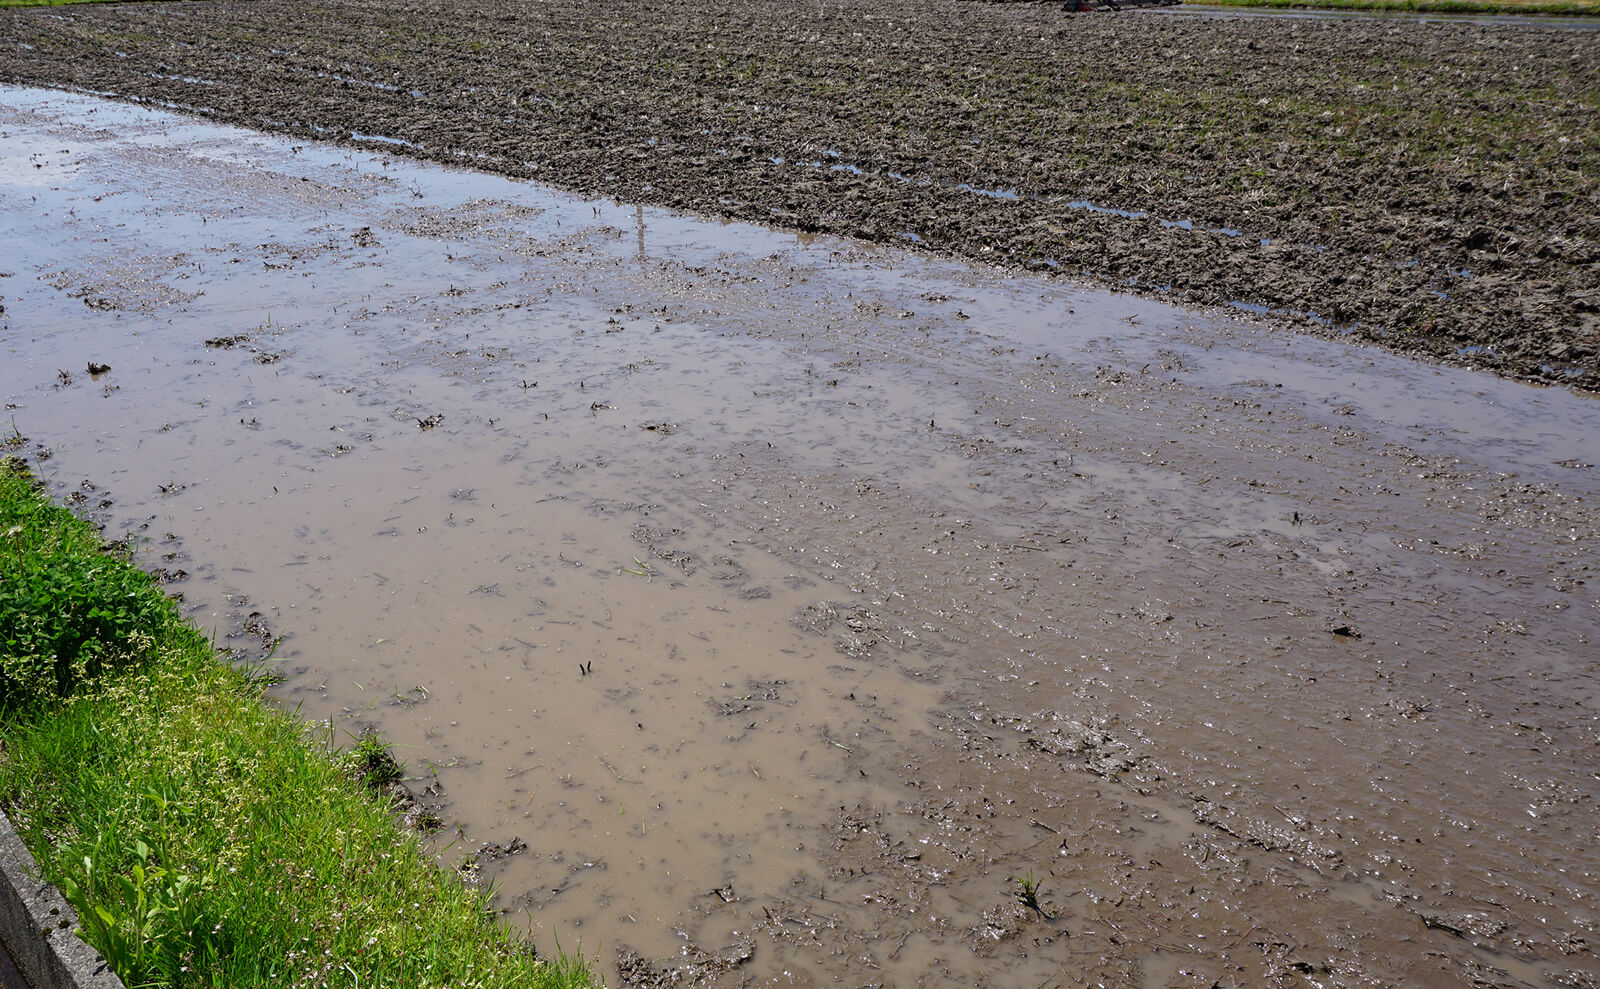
[{"x1": 0, "y1": 809, "x2": 124, "y2": 989}]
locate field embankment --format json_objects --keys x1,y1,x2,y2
[{"x1": 0, "y1": 457, "x2": 597, "y2": 989}]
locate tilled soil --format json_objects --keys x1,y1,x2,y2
[{"x1": 2, "y1": 0, "x2": 1598, "y2": 390}]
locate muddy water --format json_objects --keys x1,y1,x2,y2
[{"x1": 4, "y1": 86, "x2": 1600, "y2": 987}]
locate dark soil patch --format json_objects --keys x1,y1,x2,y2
[{"x1": 2, "y1": 0, "x2": 1598, "y2": 389}]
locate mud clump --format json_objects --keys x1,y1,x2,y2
[
  {"x1": 1, "y1": 0, "x2": 1595, "y2": 390},
  {"x1": 791, "y1": 600, "x2": 904, "y2": 658},
  {"x1": 615, "y1": 937, "x2": 754, "y2": 989}
]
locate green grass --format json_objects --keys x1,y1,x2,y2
[{"x1": 0, "y1": 456, "x2": 597, "y2": 989}]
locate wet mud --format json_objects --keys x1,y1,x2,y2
[
  {"x1": 4, "y1": 89, "x2": 1600, "y2": 987},
  {"x1": 1, "y1": 0, "x2": 1598, "y2": 391}
]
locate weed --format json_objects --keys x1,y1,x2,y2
[
  {"x1": 1013, "y1": 870, "x2": 1053, "y2": 919},
  {"x1": 59, "y1": 839, "x2": 223, "y2": 982},
  {"x1": 0, "y1": 470, "x2": 179, "y2": 711}
]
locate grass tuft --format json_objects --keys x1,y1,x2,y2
[{"x1": 346, "y1": 727, "x2": 408, "y2": 794}]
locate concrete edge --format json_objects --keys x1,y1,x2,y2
[{"x1": 0, "y1": 807, "x2": 124, "y2": 989}]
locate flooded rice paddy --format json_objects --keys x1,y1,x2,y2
[{"x1": 4, "y1": 86, "x2": 1600, "y2": 987}]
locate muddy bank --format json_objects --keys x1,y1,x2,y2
[
  {"x1": 5, "y1": 87, "x2": 1600, "y2": 987},
  {"x1": 1, "y1": 0, "x2": 1597, "y2": 390}
]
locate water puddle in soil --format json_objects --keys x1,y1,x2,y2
[{"x1": 5, "y1": 85, "x2": 1600, "y2": 987}]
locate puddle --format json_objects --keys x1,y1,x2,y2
[
  {"x1": 4, "y1": 85, "x2": 1600, "y2": 987},
  {"x1": 955, "y1": 182, "x2": 1021, "y2": 201},
  {"x1": 350, "y1": 131, "x2": 420, "y2": 149},
  {"x1": 752, "y1": 142, "x2": 1268, "y2": 250}
]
